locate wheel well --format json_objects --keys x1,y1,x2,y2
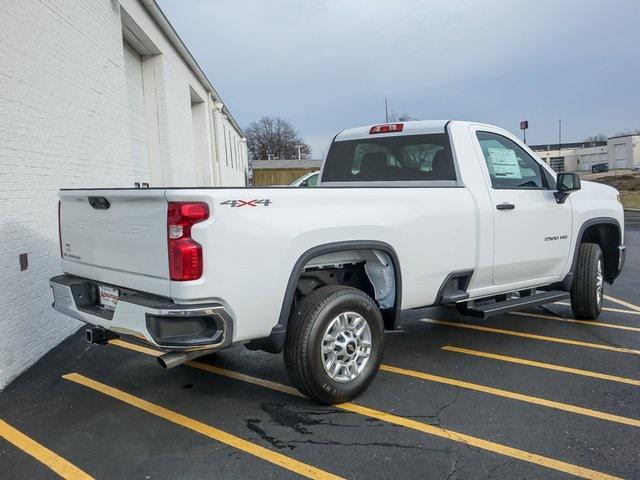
[
  {"x1": 578, "y1": 222, "x2": 620, "y2": 283},
  {"x1": 295, "y1": 248, "x2": 399, "y2": 330},
  {"x1": 245, "y1": 242, "x2": 401, "y2": 354}
]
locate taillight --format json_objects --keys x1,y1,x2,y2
[
  {"x1": 58, "y1": 200, "x2": 63, "y2": 257},
  {"x1": 167, "y1": 202, "x2": 209, "y2": 281},
  {"x1": 369, "y1": 123, "x2": 404, "y2": 134}
]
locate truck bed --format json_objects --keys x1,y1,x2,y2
[{"x1": 59, "y1": 186, "x2": 477, "y2": 341}]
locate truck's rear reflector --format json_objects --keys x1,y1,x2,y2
[
  {"x1": 58, "y1": 200, "x2": 62, "y2": 257},
  {"x1": 167, "y1": 202, "x2": 209, "y2": 281},
  {"x1": 369, "y1": 123, "x2": 404, "y2": 134}
]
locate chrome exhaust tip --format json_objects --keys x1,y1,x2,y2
[
  {"x1": 157, "y1": 349, "x2": 213, "y2": 369},
  {"x1": 157, "y1": 352, "x2": 188, "y2": 369}
]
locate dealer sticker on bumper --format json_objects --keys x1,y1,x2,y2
[{"x1": 98, "y1": 285, "x2": 119, "y2": 311}]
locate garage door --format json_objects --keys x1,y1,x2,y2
[
  {"x1": 123, "y1": 41, "x2": 150, "y2": 177},
  {"x1": 614, "y1": 144, "x2": 627, "y2": 169}
]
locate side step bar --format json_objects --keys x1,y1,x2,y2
[{"x1": 465, "y1": 291, "x2": 570, "y2": 319}]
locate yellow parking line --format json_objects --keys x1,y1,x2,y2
[
  {"x1": 442, "y1": 345, "x2": 640, "y2": 387},
  {"x1": 110, "y1": 340, "x2": 620, "y2": 480},
  {"x1": 511, "y1": 311, "x2": 640, "y2": 332},
  {"x1": 110, "y1": 339, "x2": 162, "y2": 356},
  {"x1": 108, "y1": 341, "x2": 309, "y2": 397},
  {"x1": 190, "y1": 360, "x2": 303, "y2": 397},
  {"x1": 604, "y1": 295, "x2": 640, "y2": 313},
  {"x1": 555, "y1": 302, "x2": 640, "y2": 316},
  {"x1": 379, "y1": 363, "x2": 640, "y2": 428},
  {"x1": 0, "y1": 419, "x2": 93, "y2": 480},
  {"x1": 62, "y1": 373, "x2": 341, "y2": 480},
  {"x1": 421, "y1": 319, "x2": 640, "y2": 355}
]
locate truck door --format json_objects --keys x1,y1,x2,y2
[{"x1": 472, "y1": 129, "x2": 573, "y2": 286}]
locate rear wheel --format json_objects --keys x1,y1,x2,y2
[
  {"x1": 570, "y1": 243, "x2": 604, "y2": 320},
  {"x1": 284, "y1": 285, "x2": 384, "y2": 404}
]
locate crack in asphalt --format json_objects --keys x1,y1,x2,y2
[
  {"x1": 445, "y1": 452, "x2": 460, "y2": 480},
  {"x1": 286, "y1": 438, "x2": 447, "y2": 453},
  {"x1": 433, "y1": 389, "x2": 461, "y2": 428},
  {"x1": 392, "y1": 390, "x2": 462, "y2": 428},
  {"x1": 432, "y1": 390, "x2": 474, "y2": 453}
]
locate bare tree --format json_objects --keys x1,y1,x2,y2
[
  {"x1": 613, "y1": 128, "x2": 640, "y2": 137},
  {"x1": 245, "y1": 116, "x2": 311, "y2": 160},
  {"x1": 397, "y1": 113, "x2": 418, "y2": 122},
  {"x1": 584, "y1": 133, "x2": 607, "y2": 143}
]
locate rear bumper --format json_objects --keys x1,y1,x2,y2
[{"x1": 50, "y1": 274, "x2": 233, "y2": 352}]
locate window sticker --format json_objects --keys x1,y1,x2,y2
[{"x1": 487, "y1": 148, "x2": 521, "y2": 178}]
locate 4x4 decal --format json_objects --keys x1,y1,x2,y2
[{"x1": 220, "y1": 199, "x2": 272, "y2": 208}]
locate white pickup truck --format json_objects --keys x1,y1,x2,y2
[{"x1": 51, "y1": 120, "x2": 626, "y2": 404}]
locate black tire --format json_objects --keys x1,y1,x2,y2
[
  {"x1": 284, "y1": 285, "x2": 384, "y2": 404},
  {"x1": 570, "y1": 243, "x2": 604, "y2": 320}
]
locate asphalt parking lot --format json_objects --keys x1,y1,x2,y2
[{"x1": 1, "y1": 212, "x2": 639, "y2": 480}]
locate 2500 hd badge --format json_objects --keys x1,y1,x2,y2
[{"x1": 544, "y1": 235, "x2": 568, "y2": 241}]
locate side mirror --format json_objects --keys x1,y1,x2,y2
[
  {"x1": 555, "y1": 173, "x2": 581, "y2": 204},
  {"x1": 299, "y1": 180, "x2": 309, "y2": 187}
]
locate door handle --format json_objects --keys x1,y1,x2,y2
[{"x1": 496, "y1": 202, "x2": 515, "y2": 210}]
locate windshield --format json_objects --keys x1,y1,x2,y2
[{"x1": 321, "y1": 133, "x2": 456, "y2": 183}]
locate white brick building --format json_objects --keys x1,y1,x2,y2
[{"x1": 0, "y1": 0, "x2": 248, "y2": 388}]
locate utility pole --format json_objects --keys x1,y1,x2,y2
[
  {"x1": 557, "y1": 119, "x2": 563, "y2": 173},
  {"x1": 558, "y1": 119, "x2": 562, "y2": 154},
  {"x1": 385, "y1": 98, "x2": 389, "y2": 123},
  {"x1": 296, "y1": 145, "x2": 302, "y2": 161},
  {"x1": 520, "y1": 120, "x2": 528, "y2": 144}
]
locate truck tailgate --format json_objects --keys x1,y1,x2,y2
[{"x1": 59, "y1": 189, "x2": 170, "y2": 297}]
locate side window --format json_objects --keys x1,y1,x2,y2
[{"x1": 476, "y1": 132, "x2": 546, "y2": 189}]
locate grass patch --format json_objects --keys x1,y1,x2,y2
[{"x1": 620, "y1": 191, "x2": 640, "y2": 209}]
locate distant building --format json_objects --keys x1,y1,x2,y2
[
  {"x1": 530, "y1": 134, "x2": 640, "y2": 173},
  {"x1": 251, "y1": 159, "x2": 323, "y2": 186}
]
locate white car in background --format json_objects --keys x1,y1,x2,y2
[{"x1": 290, "y1": 171, "x2": 319, "y2": 187}]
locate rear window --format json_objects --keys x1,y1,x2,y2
[{"x1": 321, "y1": 134, "x2": 457, "y2": 183}]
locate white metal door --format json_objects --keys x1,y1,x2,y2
[
  {"x1": 614, "y1": 144, "x2": 627, "y2": 169},
  {"x1": 123, "y1": 42, "x2": 150, "y2": 177},
  {"x1": 490, "y1": 189, "x2": 572, "y2": 284}
]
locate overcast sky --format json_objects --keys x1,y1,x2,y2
[{"x1": 157, "y1": 0, "x2": 639, "y2": 157}]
